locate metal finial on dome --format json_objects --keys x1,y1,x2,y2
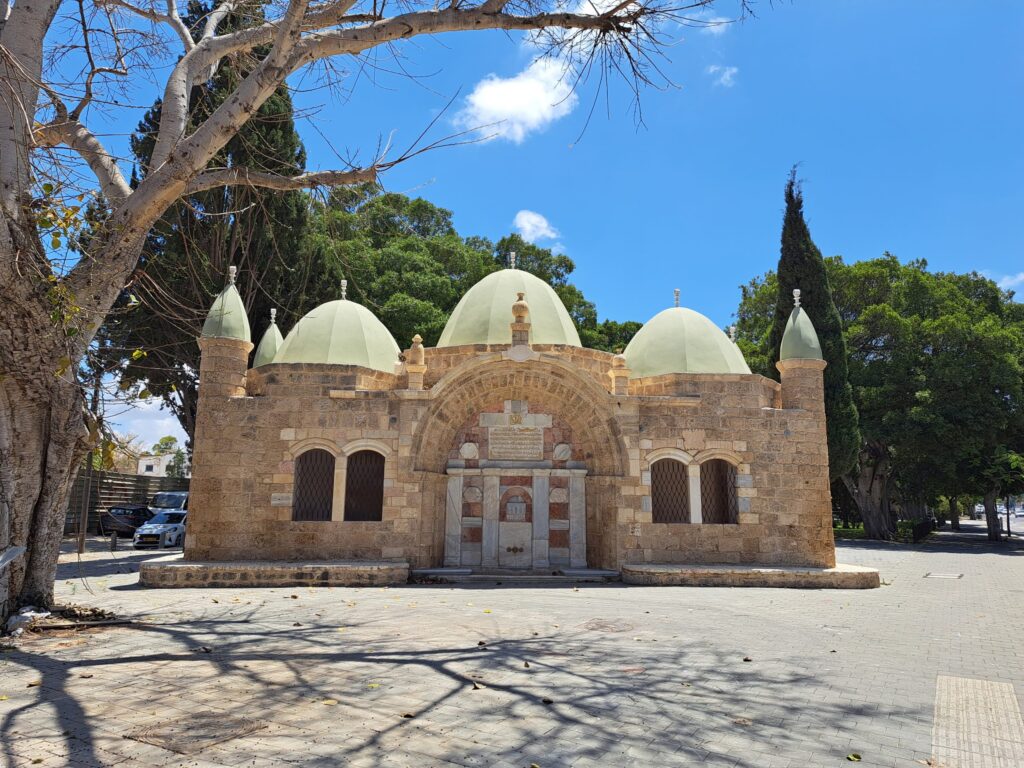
[
  {"x1": 509, "y1": 251, "x2": 517, "y2": 270},
  {"x1": 729, "y1": 325, "x2": 737, "y2": 343},
  {"x1": 227, "y1": 265, "x2": 237, "y2": 285},
  {"x1": 341, "y1": 278, "x2": 348, "y2": 300},
  {"x1": 793, "y1": 288, "x2": 801, "y2": 308},
  {"x1": 270, "y1": 308, "x2": 277, "y2": 324},
  {"x1": 673, "y1": 288, "x2": 680, "y2": 308}
]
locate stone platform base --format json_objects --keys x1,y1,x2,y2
[
  {"x1": 620, "y1": 563, "x2": 880, "y2": 589},
  {"x1": 140, "y1": 555, "x2": 409, "y2": 588}
]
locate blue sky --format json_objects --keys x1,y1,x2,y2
[
  {"x1": 286, "y1": 0, "x2": 1023, "y2": 327},
  {"x1": 102, "y1": 0, "x2": 1024, "y2": 447}
]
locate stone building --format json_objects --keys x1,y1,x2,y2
[{"x1": 165, "y1": 264, "x2": 878, "y2": 588}]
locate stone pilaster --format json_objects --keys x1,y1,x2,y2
[
  {"x1": 444, "y1": 475, "x2": 463, "y2": 566},
  {"x1": 532, "y1": 473, "x2": 550, "y2": 569}
]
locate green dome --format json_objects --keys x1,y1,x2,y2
[
  {"x1": 273, "y1": 299, "x2": 400, "y2": 372},
  {"x1": 623, "y1": 307, "x2": 751, "y2": 377},
  {"x1": 201, "y1": 284, "x2": 250, "y2": 342},
  {"x1": 437, "y1": 269, "x2": 581, "y2": 347},
  {"x1": 780, "y1": 306, "x2": 823, "y2": 361},
  {"x1": 253, "y1": 317, "x2": 284, "y2": 367}
]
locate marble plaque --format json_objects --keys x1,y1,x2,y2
[
  {"x1": 506, "y1": 499, "x2": 527, "y2": 522},
  {"x1": 488, "y1": 426, "x2": 544, "y2": 460},
  {"x1": 270, "y1": 493, "x2": 293, "y2": 507}
]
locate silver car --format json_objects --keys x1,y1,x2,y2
[{"x1": 133, "y1": 511, "x2": 187, "y2": 549}]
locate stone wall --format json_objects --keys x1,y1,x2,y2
[{"x1": 188, "y1": 340, "x2": 834, "y2": 570}]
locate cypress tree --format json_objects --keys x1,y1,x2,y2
[{"x1": 767, "y1": 168, "x2": 861, "y2": 480}]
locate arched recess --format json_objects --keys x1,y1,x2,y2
[
  {"x1": 694, "y1": 448, "x2": 744, "y2": 467},
  {"x1": 644, "y1": 447, "x2": 695, "y2": 468},
  {"x1": 287, "y1": 437, "x2": 340, "y2": 459},
  {"x1": 411, "y1": 356, "x2": 629, "y2": 477},
  {"x1": 341, "y1": 438, "x2": 393, "y2": 458}
]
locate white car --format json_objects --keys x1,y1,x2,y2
[{"x1": 133, "y1": 511, "x2": 187, "y2": 549}]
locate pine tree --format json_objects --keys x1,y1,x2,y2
[
  {"x1": 100, "y1": 2, "x2": 311, "y2": 443},
  {"x1": 767, "y1": 168, "x2": 861, "y2": 480}
]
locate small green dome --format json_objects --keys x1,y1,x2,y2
[
  {"x1": 253, "y1": 315, "x2": 284, "y2": 367},
  {"x1": 273, "y1": 299, "x2": 400, "y2": 372},
  {"x1": 623, "y1": 307, "x2": 751, "y2": 378},
  {"x1": 437, "y1": 269, "x2": 581, "y2": 347},
  {"x1": 201, "y1": 283, "x2": 250, "y2": 342},
  {"x1": 780, "y1": 306, "x2": 823, "y2": 361}
]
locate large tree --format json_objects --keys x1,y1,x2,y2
[
  {"x1": 738, "y1": 254, "x2": 1024, "y2": 540},
  {"x1": 766, "y1": 170, "x2": 860, "y2": 482},
  {"x1": 3, "y1": 0, "x2": 724, "y2": 615}
]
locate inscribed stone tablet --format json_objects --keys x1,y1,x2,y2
[{"x1": 488, "y1": 426, "x2": 544, "y2": 460}]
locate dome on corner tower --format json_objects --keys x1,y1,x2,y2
[
  {"x1": 623, "y1": 306, "x2": 751, "y2": 378},
  {"x1": 780, "y1": 303, "x2": 823, "y2": 361},
  {"x1": 437, "y1": 268, "x2": 581, "y2": 347},
  {"x1": 273, "y1": 299, "x2": 400, "y2": 372},
  {"x1": 201, "y1": 268, "x2": 250, "y2": 343}
]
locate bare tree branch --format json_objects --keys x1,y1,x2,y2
[
  {"x1": 96, "y1": 0, "x2": 195, "y2": 51},
  {"x1": 186, "y1": 165, "x2": 378, "y2": 193}
]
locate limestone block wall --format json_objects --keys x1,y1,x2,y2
[{"x1": 188, "y1": 345, "x2": 835, "y2": 571}]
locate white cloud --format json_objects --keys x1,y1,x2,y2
[
  {"x1": 700, "y1": 16, "x2": 732, "y2": 35},
  {"x1": 455, "y1": 58, "x2": 578, "y2": 143},
  {"x1": 998, "y1": 272, "x2": 1024, "y2": 291},
  {"x1": 706, "y1": 65, "x2": 739, "y2": 87},
  {"x1": 514, "y1": 210, "x2": 559, "y2": 242},
  {"x1": 103, "y1": 391, "x2": 187, "y2": 453}
]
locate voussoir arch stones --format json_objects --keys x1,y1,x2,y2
[{"x1": 411, "y1": 354, "x2": 629, "y2": 477}]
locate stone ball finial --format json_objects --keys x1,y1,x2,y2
[
  {"x1": 793, "y1": 288, "x2": 801, "y2": 308},
  {"x1": 512, "y1": 291, "x2": 529, "y2": 322},
  {"x1": 612, "y1": 354, "x2": 626, "y2": 369},
  {"x1": 228, "y1": 265, "x2": 237, "y2": 285}
]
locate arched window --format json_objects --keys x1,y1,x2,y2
[
  {"x1": 651, "y1": 459, "x2": 690, "y2": 523},
  {"x1": 292, "y1": 449, "x2": 335, "y2": 521},
  {"x1": 700, "y1": 459, "x2": 738, "y2": 524},
  {"x1": 344, "y1": 450, "x2": 385, "y2": 521}
]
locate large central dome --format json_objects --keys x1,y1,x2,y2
[
  {"x1": 623, "y1": 306, "x2": 751, "y2": 377},
  {"x1": 437, "y1": 269, "x2": 581, "y2": 347}
]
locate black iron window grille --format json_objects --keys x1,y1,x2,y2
[
  {"x1": 344, "y1": 450, "x2": 385, "y2": 522},
  {"x1": 292, "y1": 449, "x2": 335, "y2": 521},
  {"x1": 651, "y1": 459, "x2": 690, "y2": 524},
  {"x1": 700, "y1": 459, "x2": 738, "y2": 524}
]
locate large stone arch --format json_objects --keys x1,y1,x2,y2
[{"x1": 411, "y1": 354, "x2": 629, "y2": 477}]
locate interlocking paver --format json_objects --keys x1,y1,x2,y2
[{"x1": 1, "y1": 521, "x2": 1022, "y2": 767}]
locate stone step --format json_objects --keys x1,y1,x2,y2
[{"x1": 410, "y1": 567, "x2": 620, "y2": 584}]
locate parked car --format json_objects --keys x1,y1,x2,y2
[
  {"x1": 149, "y1": 491, "x2": 189, "y2": 513},
  {"x1": 133, "y1": 511, "x2": 187, "y2": 549},
  {"x1": 98, "y1": 504, "x2": 153, "y2": 537}
]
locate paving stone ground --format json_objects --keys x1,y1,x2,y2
[{"x1": 1, "y1": 520, "x2": 1022, "y2": 768}]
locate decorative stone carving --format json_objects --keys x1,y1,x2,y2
[
  {"x1": 552, "y1": 443, "x2": 572, "y2": 461},
  {"x1": 463, "y1": 486, "x2": 482, "y2": 503},
  {"x1": 459, "y1": 442, "x2": 479, "y2": 459},
  {"x1": 549, "y1": 487, "x2": 569, "y2": 504}
]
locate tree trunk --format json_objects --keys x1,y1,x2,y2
[
  {"x1": 983, "y1": 489, "x2": 1002, "y2": 542},
  {"x1": 843, "y1": 445, "x2": 894, "y2": 540},
  {"x1": 0, "y1": 375, "x2": 88, "y2": 615},
  {"x1": 949, "y1": 497, "x2": 960, "y2": 531}
]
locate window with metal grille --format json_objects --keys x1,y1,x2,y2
[
  {"x1": 651, "y1": 459, "x2": 690, "y2": 523},
  {"x1": 292, "y1": 449, "x2": 335, "y2": 521},
  {"x1": 700, "y1": 459, "x2": 738, "y2": 524},
  {"x1": 344, "y1": 450, "x2": 385, "y2": 522}
]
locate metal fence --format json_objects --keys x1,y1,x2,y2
[{"x1": 63, "y1": 462, "x2": 189, "y2": 535}]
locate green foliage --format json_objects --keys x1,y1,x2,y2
[
  {"x1": 151, "y1": 436, "x2": 179, "y2": 455},
  {"x1": 738, "y1": 252, "x2": 1024, "y2": 518},
  {"x1": 766, "y1": 170, "x2": 860, "y2": 480},
  {"x1": 166, "y1": 449, "x2": 190, "y2": 478}
]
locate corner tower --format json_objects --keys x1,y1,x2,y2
[
  {"x1": 197, "y1": 266, "x2": 252, "y2": 398},
  {"x1": 776, "y1": 288, "x2": 827, "y2": 412}
]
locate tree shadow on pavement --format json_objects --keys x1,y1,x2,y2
[{"x1": 2, "y1": 601, "x2": 931, "y2": 768}]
